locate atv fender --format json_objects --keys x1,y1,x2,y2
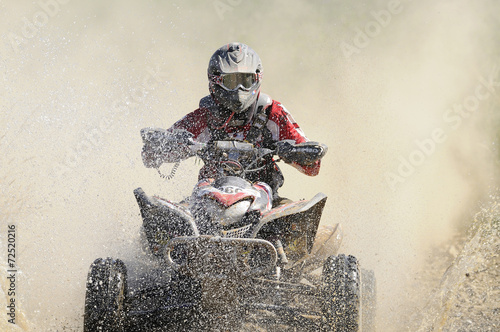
[
  {"x1": 134, "y1": 188, "x2": 198, "y2": 255},
  {"x1": 251, "y1": 193, "x2": 327, "y2": 260}
]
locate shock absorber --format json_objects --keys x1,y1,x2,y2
[{"x1": 274, "y1": 239, "x2": 288, "y2": 266}]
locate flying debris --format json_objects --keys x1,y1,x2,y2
[{"x1": 83, "y1": 130, "x2": 376, "y2": 331}]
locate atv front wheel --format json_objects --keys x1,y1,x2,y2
[
  {"x1": 84, "y1": 258, "x2": 128, "y2": 332},
  {"x1": 321, "y1": 254, "x2": 360, "y2": 332}
]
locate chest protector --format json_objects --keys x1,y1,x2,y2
[{"x1": 199, "y1": 94, "x2": 284, "y2": 197}]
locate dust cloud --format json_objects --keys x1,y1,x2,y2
[{"x1": 1, "y1": 0, "x2": 499, "y2": 331}]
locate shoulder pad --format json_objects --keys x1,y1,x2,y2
[
  {"x1": 199, "y1": 95, "x2": 216, "y2": 109},
  {"x1": 256, "y1": 93, "x2": 272, "y2": 110}
]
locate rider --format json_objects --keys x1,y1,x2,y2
[{"x1": 142, "y1": 42, "x2": 326, "y2": 204}]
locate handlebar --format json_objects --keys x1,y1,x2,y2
[
  {"x1": 193, "y1": 140, "x2": 275, "y2": 160},
  {"x1": 141, "y1": 128, "x2": 327, "y2": 173}
]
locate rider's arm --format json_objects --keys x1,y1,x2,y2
[
  {"x1": 268, "y1": 102, "x2": 323, "y2": 176},
  {"x1": 169, "y1": 108, "x2": 210, "y2": 139},
  {"x1": 290, "y1": 159, "x2": 321, "y2": 176}
]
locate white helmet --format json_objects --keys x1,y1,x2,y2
[{"x1": 208, "y1": 43, "x2": 263, "y2": 123}]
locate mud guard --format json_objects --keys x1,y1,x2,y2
[
  {"x1": 134, "y1": 188, "x2": 198, "y2": 256},
  {"x1": 250, "y1": 193, "x2": 327, "y2": 261}
]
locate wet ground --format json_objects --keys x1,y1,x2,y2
[{"x1": 409, "y1": 203, "x2": 500, "y2": 332}]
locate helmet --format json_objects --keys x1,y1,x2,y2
[{"x1": 208, "y1": 43, "x2": 263, "y2": 124}]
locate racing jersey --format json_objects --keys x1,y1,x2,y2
[{"x1": 169, "y1": 94, "x2": 321, "y2": 178}]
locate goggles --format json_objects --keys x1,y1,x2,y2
[{"x1": 210, "y1": 72, "x2": 261, "y2": 91}]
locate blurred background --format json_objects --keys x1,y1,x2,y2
[{"x1": 1, "y1": 0, "x2": 499, "y2": 330}]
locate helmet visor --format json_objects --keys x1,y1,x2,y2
[{"x1": 211, "y1": 73, "x2": 259, "y2": 91}]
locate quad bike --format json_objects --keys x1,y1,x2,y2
[{"x1": 83, "y1": 128, "x2": 376, "y2": 331}]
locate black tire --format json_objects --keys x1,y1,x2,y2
[
  {"x1": 361, "y1": 269, "x2": 376, "y2": 332},
  {"x1": 321, "y1": 254, "x2": 360, "y2": 332},
  {"x1": 84, "y1": 258, "x2": 128, "y2": 332}
]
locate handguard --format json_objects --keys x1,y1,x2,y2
[
  {"x1": 141, "y1": 127, "x2": 194, "y2": 145},
  {"x1": 276, "y1": 140, "x2": 328, "y2": 165},
  {"x1": 141, "y1": 128, "x2": 196, "y2": 166}
]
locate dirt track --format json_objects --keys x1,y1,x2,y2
[
  {"x1": 1, "y1": 1, "x2": 500, "y2": 331},
  {"x1": 408, "y1": 202, "x2": 500, "y2": 332}
]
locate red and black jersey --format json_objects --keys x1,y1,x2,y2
[{"x1": 169, "y1": 95, "x2": 321, "y2": 181}]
